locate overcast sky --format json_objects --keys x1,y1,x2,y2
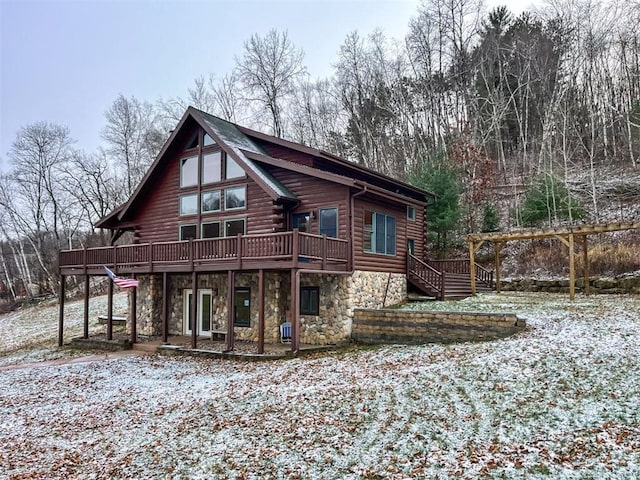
[{"x1": 0, "y1": 0, "x2": 536, "y2": 170}]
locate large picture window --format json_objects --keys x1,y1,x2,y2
[
  {"x1": 180, "y1": 156, "x2": 198, "y2": 188},
  {"x1": 226, "y1": 155, "x2": 244, "y2": 179},
  {"x1": 180, "y1": 194, "x2": 198, "y2": 216},
  {"x1": 300, "y1": 287, "x2": 320, "y2": 315},
  {"x1": 319, "y1": 207, "x2": 338, "y2": 238},
  {"x1": 202, "y1": 152, "x2": 222, "y2": 184},
  {"x1": 364, "y1": 211, "x2": 396, "y2": 255}
]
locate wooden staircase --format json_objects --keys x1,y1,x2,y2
[{"x1": 407, "y1": 255, "x2": 494, "y2": 300}]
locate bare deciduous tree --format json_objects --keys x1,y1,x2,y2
[{"x1": 235, "y1": 29, "x2": 306, "y2": 137}]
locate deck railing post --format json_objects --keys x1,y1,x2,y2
[
  {"x1": 237, "y1": 234, "x2": 243, "y2": 269},
  {"x1": 148, "y1": 243, "x2": 153, "y2": 272},
  {"x1": 440, "y1": 271, "x2": 446, "y2": 301},
  {"x1": 321, "y1": 234, "x2": 327, "y2": 270},
  {"x1": 292, "y1": 229, "x2": 299, "y2": 267}
]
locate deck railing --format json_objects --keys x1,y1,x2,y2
[
  {"x1": 407, "y1": 254, "x2": 445, "y2": 300},
  {"x1": 426, "y1": 259, "x2": 494, "y2": 287},
  {"x1": 59, "y1": 230, "x2": 349, "y2": 272}
]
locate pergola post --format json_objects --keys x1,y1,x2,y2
[
  {"x1": 469, "y1": 240, "x2": 477, "y2": 296},
  {"x1": 583, "y1": 237, "x2": 590, "y2": 296},
  {"x1": 494, "y1": 242, "x2": 502, "y2": 294},
  {"x1": 257, "y1": 269, "x2": 265, "y2": 354}
]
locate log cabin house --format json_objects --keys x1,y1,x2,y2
[{"x1": 58, "y1": 107, "x2": 439, "y2": 354}]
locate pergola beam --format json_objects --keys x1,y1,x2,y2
[{"x1": 466, "y1": 221, "x2": 640, "y2": 301}]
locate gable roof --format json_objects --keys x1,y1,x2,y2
[
  {"x1": 96, "y1": 107, "x2": 297, "y2": 228},
  {"x1": 96, "y1": 107, "x2": 432, "y2": 229}
]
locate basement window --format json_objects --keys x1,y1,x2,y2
[{"x1": 300, "y1": 287, "x2": 320, "y2": 316}]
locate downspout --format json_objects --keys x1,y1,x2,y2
[{"x1": 350, "y1": 183, "x2": 368, "y2": 272}]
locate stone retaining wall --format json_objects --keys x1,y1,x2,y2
[
  {"x1": 501, "y1": 275, "x2": 640, "y2": 294},
  {"x1": 353, "y1": 309, "x2": 525, "y2": 344}
]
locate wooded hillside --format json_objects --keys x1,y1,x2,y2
[{"x1": 1, "y1": 0, "x2": 639, "y2": 299}]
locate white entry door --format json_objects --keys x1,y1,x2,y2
[{"x1": 183, "y1": 289, "x2": 213, "y2": 336}]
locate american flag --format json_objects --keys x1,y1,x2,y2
[{"x1": 103, "y1": 266, "x2": 139, "y2": 289}]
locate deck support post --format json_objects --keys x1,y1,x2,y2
[
  {"x1": 226, "y1": 270, "x2": 235, "y2": 352},
  {"x1": 130, "y1": 274, "x2": 137, "y2": 344},
  {"x1": 58, "y1": 275, "x2": 65, "y2": 347},
  {"x1": 83, "y1": 275, "x2": 90, "y2": 339},
  {"x1": 257, "y1": 269, "x2": 265, "y2": 354},
  {"x1": 191, "y1": 271, "x2": 198, "y2": 349},
  {"x1": 162, "y1": 272, "x2": 169, "y2": 344},
  {"x1": 291, "y1": 269, "x2": 300, "y2": 355},
  {"x1": 107, "y1": 279, "x2": 114, "y2": 340},
  {"x1": 494, "y1": 242, "x2": 502, "y2": 293}
]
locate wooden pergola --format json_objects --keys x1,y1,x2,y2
[{"x1": 467, "y1": 221, "x2": 640, "y2": 300}]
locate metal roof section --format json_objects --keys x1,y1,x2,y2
[{"x1": 193, "y1": 109, "x2": 297, "y2": 202}]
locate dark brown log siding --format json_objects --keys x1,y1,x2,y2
[
  {"x1": 268, "y1": 166, "x2": 350, "y2": 238},
  {"x1": 353, "y1": 195, "x2": 423, "y2": 273}
]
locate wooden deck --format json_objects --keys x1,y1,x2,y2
[{"x1": 59, "y1": 230, "x2": 350, "y2": 275}]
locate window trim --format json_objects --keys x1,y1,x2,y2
[
  {"x1": 180, "y1": 155, "x2": 199, "y2": 188},
  {"x1": 201, "y1": 150, "x2": 222, "y2": 185},
  {"x1": 407, "y1": 205, "x2": 416, "y2": 221},
  {"x1": 179, "y1": 224, "x2": 198, "y2": 241},
  {"x1": 201, "y1": 221, "x2": 221, "y2": 239},
  {"x1": 364, "y1": 210, "x2": 397, "y2": 256},
  {"x1": 224, "y1": 218, "x2": 246, "y2": 237},
  {"x1": 300, "y1": 286, "x2": 320, "y2": 316},
  {"x1": 319, "y1": 206, "x2": 338, "y2": 238},
  {"x1": 224, "y1": 185, "x2": 247, "y2": 211},
  {"x1": 201, "y1": 189, "x2": 222, "y2": 214},
  {"x1": 179, "y1": 193, "x2": 198, "y2": 216}
]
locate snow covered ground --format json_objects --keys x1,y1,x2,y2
[{"x1": 1, "y1": 292, "x2": 639, "y2": 479}]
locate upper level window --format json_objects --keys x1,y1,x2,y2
[
  {"x1": 180, "y1": 156, "x2": 198, "y2": 188},
  {"x1": 226, "y1": 155, "x2": 244, "y2": 179},
  {"x1": 180, "y1": 194, "x2": 198, "y2": 216},
  {"x1": 319, "y1": 207, "x2": 338, "y2": 238},
  {"x1": 225, "y1": 219, "x2": 245, "y2": 236},
  {"x1": 202, "y1": 152, "x2": 222, "y2": 184},
  {"x1": 201, "y1": 221, "x2": 221, "y2": 238},
  {"x1": 225, "y1": 186, "x2": 246, "y2": 210},
  {"x1": 185, "y1": 133, "x2": 198, "y2": 150},
  {"x1": 201, "y1": 190, "x2": 221, "y2": 213},
  {"x1": 407, "y1": 206, "x2": 416, "y2": 221},
  {"x1": 364, "y1": 211, "x2": 396, "y2": 255},
  {"x1": 203, "y1": 133, "x2": 216, "y2": 146},
  {"x1": 179, "y1": 224, "x2": 197, "y2": 241}
]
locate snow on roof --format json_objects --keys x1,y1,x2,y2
[{"x1": 199, "y1": 112, "x2": 296, "y2": 202}]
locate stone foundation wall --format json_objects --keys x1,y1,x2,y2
[
  {"x1": 133, "y1": 269, "x2": 410, "y2": 346},
  {"x1": 349, "y1": 271, "x2": 407, "y2": 309},
  {"x1": 501, "y1": 275, "x2": 640, "y2": 294},
  {"x1": 353, "y1": 309, "x2": 525, "y2": 344}
]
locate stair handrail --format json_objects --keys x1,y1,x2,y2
[
  {"x1": 426, "y1": 258, "x2": 494, "y2": 289},
  {"x1": 407, "y1": 254, "x2": 444, "y2": 300}
]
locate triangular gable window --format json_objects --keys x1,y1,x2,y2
[
  {"x1": 204, "y1": 133, "x2": 216, "y2": 147},
  {"x1": 185, "y1": 132, "x2": 199, "y2": 149}
]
